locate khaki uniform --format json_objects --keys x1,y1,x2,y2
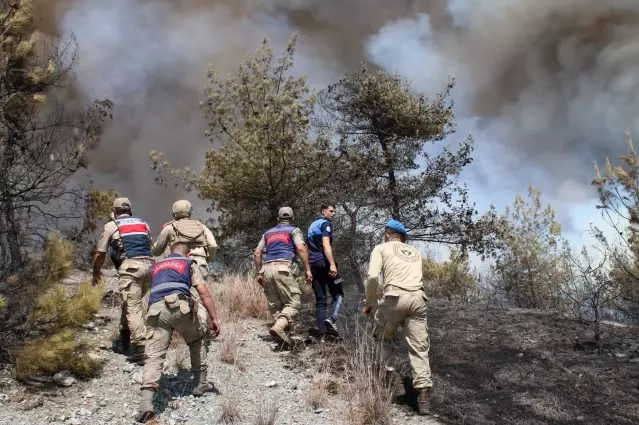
[
  {"x1": 256, "y1": 227, "x2": 304, "y2": 323},
  {"x1": 366, "y1": 241, "x2": 432, "y2": 389},
  {"x1": 152, "y1": 218, "x2": 218, "y2": 280},
  {"x1": 153, "y1": 219, "x2": 217, "y2": 334},
  {"x1": 97, "y1": 218, "x2": 154, "y2": 346},
  {"x1": 141, "y1": 264, "x2": 209, "y2": 391}
]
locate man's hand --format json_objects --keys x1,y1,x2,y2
[
  {"x1": 209, "y1": 319, "x2": 220, "y2": 338},
  {"x1": 91, "y1": 272, "x2": 102, "y2": 287},
  {"x1": 329, "y1": 264, "x2": 337, "y2": 278},
  {"x1": 257, "y1": 274, "x2": 263, "y2": 287},
  {"x1": 362, "y1": 305, "x2": 374, "y2": 316},
  {"x1": 305, "y1": 270, "x2": 312, "y2": 284}
]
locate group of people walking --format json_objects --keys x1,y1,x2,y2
[{"x1": 92, "y1": 198, "x2": 432, "y2": 422}]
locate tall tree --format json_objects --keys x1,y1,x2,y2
[
  {"x1": 491, "y1": 186, "x2": 567, "y2": 309},
  {"x1": 0, "y1": 0, "x2": 111, "y2": 278},
  {"x1": 151, "y1": 34, "x2": 330, "y2": 253},
  {"x1": 316, "y1": 65, "x2": 497, "y2": 255}
]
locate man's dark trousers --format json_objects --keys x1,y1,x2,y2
[{"x1": 311, "y1": 260, "x2": 344, "y2": 333}]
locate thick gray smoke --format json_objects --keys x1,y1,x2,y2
[
  {"x1": 35, "y1": 0, "x2": 639, "y2": 231},
  {"x1": 366, "y1": 0, "x2": 639, "y2": 212}
]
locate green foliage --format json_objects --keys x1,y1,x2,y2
[
  {"x1": 423, "y1": 249, "x2": 479, "y2": 303},
  {"x1": 1, "y1": 232, "x2": 103, "y2": 380},
  {"x1": 317, "y1": 65, "x2": 499, "y2": 255},
  {"x1": 151, "y1": 34, "x2": 329, "y2": 250},
  {"x1": 14, "y1": 329, "x2": 100, "y2": 380},
  {"x1": 491, "y1": 186, "x2": 567, "y2": 309}
]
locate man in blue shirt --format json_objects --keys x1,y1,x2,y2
[{"x1": 307, "y1": 203, "x2": 343, "y2": 337}]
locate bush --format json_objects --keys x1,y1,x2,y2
[
  {"x1": 210, "y1": 272, "x2": 269, "y2": 321},
  {"x1": 423, "y1": 249, "x2": 479, "y2": 304},
  {"x1": 0, "y1": 232, "x2": 104, "y2": 380}
]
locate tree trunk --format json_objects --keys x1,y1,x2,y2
[
  {"x1": 348, "y1": 209, "x2": 365, "y2": 293},
  {"x1": 379, "y1": 138, "x2": 401, "y2": 220}
]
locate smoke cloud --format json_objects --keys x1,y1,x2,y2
[{"x1": 32, "y1": 0, "x2": 639, "y2": 232}]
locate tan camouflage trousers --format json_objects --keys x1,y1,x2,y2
[
  {"x1": 373, "y1": 288, "x2": 433, "y2": 389},
  {"x1": 118, "y1": 258, "x2": 154, "y2": 346},
  {"x1": 261, "y1": 261, "x2": 301, "y2": 323},
  {"x1": 141, "y1": 295, "x2": 208, "y2": 391}
]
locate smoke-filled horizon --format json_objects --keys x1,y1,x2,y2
[{"x1": 33, "y1": 0, "x2": 639, "y2": 234}]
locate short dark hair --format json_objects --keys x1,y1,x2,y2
[
  {"x1": 321, "y1": 203, "x2": 336, "y2": 211},
  {"x1": 171, "y1": 242, "x2": 190, "y2": 255},
  {"x1": 114, "y1": 206, "x2": 132, "y2": 216}
]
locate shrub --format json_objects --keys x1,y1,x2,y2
[{"x1": 0, "y1": 233, "x2": 104, "y2": 380}]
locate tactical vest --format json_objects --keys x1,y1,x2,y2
[
  {"x1": 149, "y1": 254, "x2": 193, "y2": 306},
  {"x1": 263, "y1": 223, "x2": 296, "y2": 263},
  {"x1": 167, "y1": 219, "x2": 207, "y2": 250},
  {"x1": 108, "y1": 216, "x2": 153, "y2": 269}
]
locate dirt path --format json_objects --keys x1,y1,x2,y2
[{"x1": 0, "y1": 270, "x2": 444, "y2": 425}]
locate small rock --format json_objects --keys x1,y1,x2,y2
[
  {"x1": 0, "y1": 393, "x2": 9, "y2": 403},
  {"x1": 517, "y1": 353, "x2": 524, "y2": 358},
  {"x1": 84, "y1": 391, "x2": 94, "y2": 399},
  {"x1": 123, "y1": 363, "x2": 135, "y2": 373},
  {"x1": 264, "y1": 381, "x2": 278, "y2": 388},
  {"x1": 98, "y1": 342, "x2": 108, "y2": 350},
  {"x1": 68, "y1": 417, "x2": 82, "y2": 425},
  {"x1": 576, "y1": 416, "x2": 585, "y2": 421},
  {"x1": 314, "y1": 408, "x2": 324, "y2": 414},
  {"x1": 78, "y1": 407, "x2": 91, "y2": 416},
  {"x1": 53, "y1": 371, "x2": 76, "y2": 387},
  {"x1": 98, "y1": 400, "x2": 107, "y2": 407},
  {"x1": 614, "y1": 352, "x2": 627, "y2": 358},
  {"x1": 131, "y1": 372, "x2": 143, "y2": 384},
  {"x1": 16, "y1": 396, "x2": 43, "y2": 411}
]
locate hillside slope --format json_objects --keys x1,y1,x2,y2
[{"x1": 0, "y1": 270, "x2": 443, "y2": 425}]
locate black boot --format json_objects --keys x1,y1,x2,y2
[
  {"x1": 115, "y1": 329, "x2": 131, "y2": 354},
  {"x1": 127, "y1": 344, "x2": 146, "y2": 365}
]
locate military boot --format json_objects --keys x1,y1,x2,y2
[
  {"x1": 417, "y1": 387, "x2": 431, "y2": 415},
  {"x1": 192, "y1": 369, "x2": 216, "y2": 397},
  {"x1": 117, "y1": 329, "x2": 131, "y2": 353},
  {"x1": 127, "y1": 344, "x2": 146, "y2": 365},
  {"x1": 269, "y1": 317, "x2": 292, "y2": 345},
  {"x1": 135, "y1": 389, "x2": 155, "y2": 423}
]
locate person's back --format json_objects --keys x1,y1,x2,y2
[
  {"x1": 136, "y1": 242, "x2": 220, "y2": 423},
  {"x1": 92, "y1": 197, "x2": 155, "y2": 362},
  {"x1": 363, "y1": 220, "x2": 432, "y2": 416},
  {"x1": 153, "y1": 200, "x2": 218, "y2": 280},
  {"x1": 369, "y1": 240, "x2": 423, "y2": 294},
  {"x1": 306, "y1": 204, "x2": 343, "y2": 337},
  {"x1": 254, "y1": 207, "x2": 312, "y2": 346}
]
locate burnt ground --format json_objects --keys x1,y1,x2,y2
[{"x1": 290, "y1": 287, "x2": 639, "y2": 425}]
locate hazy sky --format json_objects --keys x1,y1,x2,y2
[{"x1": 36, "y1": 0, "x2": 638, "y2": 259}]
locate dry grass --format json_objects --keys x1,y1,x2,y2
[
  {"x1": 220, "y1": 396, "x2": 243, "y2": 424},
  {"x1": 343, "y1": 325, "x2": 394, "y2": 425},
  {"x1": 254, "y1": 401, "x2": 278, "y2": 425},
  {"x1": 210, "y1": 272, "x2": 268, "y2": 321},
  {"x1": 305, "y1": 372, "x2": 342, "y2": 409},
  {"x1": 219, "y1": 324, "x2": 246, "y2": 371}
]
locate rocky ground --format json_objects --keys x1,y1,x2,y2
[{"x1": 0, "y1": 270, "x2": 443, "y2": 425}]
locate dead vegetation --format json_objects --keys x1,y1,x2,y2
[
  {"x1": 219, "y1": 324, "x2": 246, "y2": 371},
  {"x1": 210, "y1": 272, "x2": 268, "y2": 321},
  {"x1": 254, "y1": 401, "x2": 278, "y2": 425},
  {"x1": 220, "y1": 395, "x2": 243, "y2": 424}
]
